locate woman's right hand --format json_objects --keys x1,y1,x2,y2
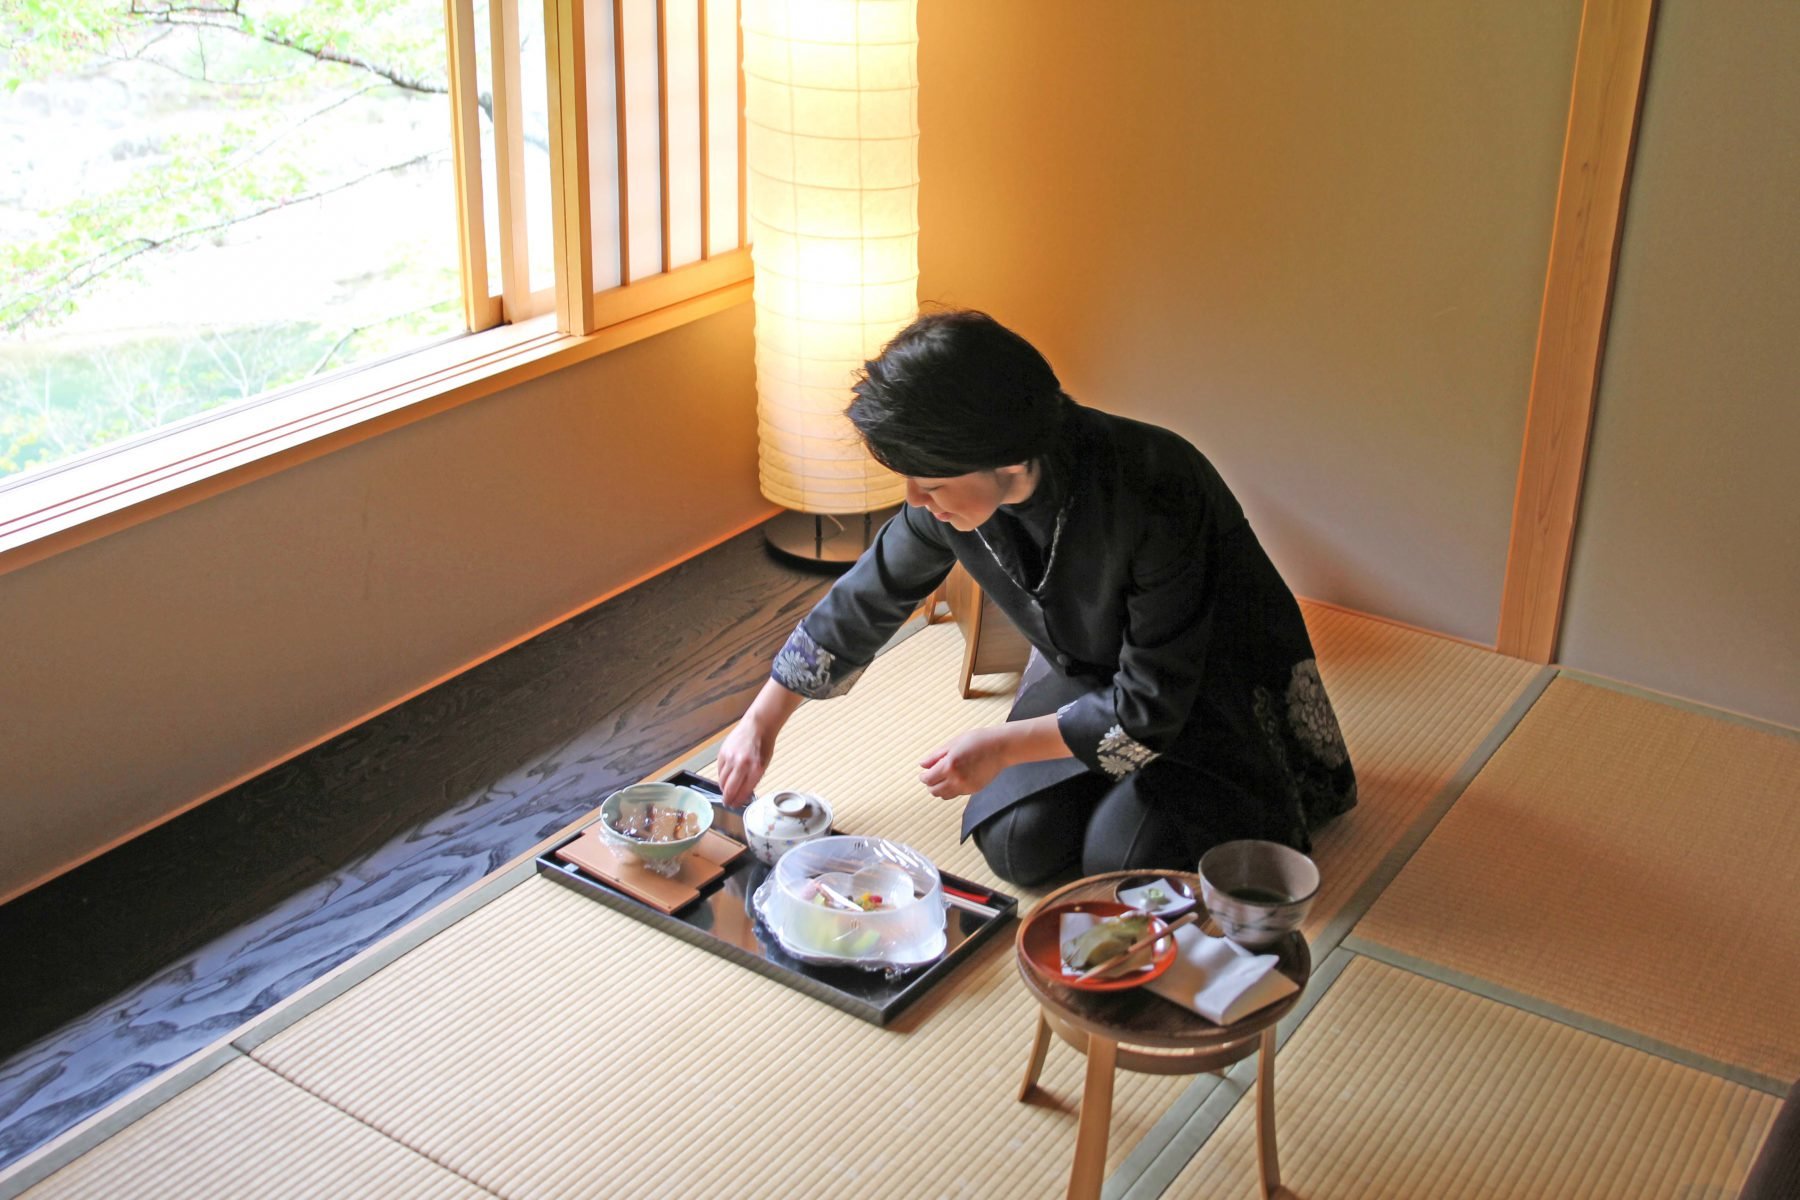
[
  {"x1": 716, "y1": 679, "x2": 807, "y2": 807},
  {"x1": 716, "y1": 713, "x2": 777, "y2": 808}
]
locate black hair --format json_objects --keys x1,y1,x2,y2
[{"x1": 847, "y1": 309, "x2": 1069, "y2": 478}]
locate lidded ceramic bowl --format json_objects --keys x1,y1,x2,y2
[
  {"x1": 742, "y1": 789, "x2": 834, "y2": 865},
  {"x1": 753, "y1": 836, "x2": 947, "y2": 969}
]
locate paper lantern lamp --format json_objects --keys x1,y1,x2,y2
[{"x1": 743, "y1": 0, "x2": 918, "y2": 565}]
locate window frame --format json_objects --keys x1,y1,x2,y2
[{"x1": 0, "y1": 0, "x2": 751, "y2": 578}]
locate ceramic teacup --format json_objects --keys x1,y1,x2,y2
[{"x1": 1198, "y1": 839, "x2": 1318, "y2": 949}]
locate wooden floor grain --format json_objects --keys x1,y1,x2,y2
[{"x1": 0, "y1": 525, "x2": 831, "y2": 1170}]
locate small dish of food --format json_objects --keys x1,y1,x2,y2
[
  {"x1": 1112, "y1": 874, "x2": 1198, "y2": 918},
  {"x1": 1020, "y1": 900, "x2": 1177, "y2": 992}
]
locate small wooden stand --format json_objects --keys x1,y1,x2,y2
[
  {"x1": 554, "y1": 828, "x2": 746, "y2": 914},
  {"x1": 1014, "y1": 871, "x2": 1309, "y2": 1200}
]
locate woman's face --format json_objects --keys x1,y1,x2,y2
[{"x1": 902, "y1": 465, "x2": 1033, "y2": 532}]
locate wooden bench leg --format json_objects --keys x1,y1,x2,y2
[
  {"x1": 1067, "y1": 1033, "x2": 1117, "y2": 1200},
  {"x1": 1019, "y1": 1012, "x2": 1052, "y2": 1101},
  {"x1": 1256, "y1": 1025, "x2": 1281, "y2": 1199}
]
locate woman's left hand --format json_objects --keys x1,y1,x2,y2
[{"x1": 918, "y1": 726, "x2": 1016, "y2": 799}]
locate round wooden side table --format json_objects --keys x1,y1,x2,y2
[{"x1": 1014, "y1": 870, "x2": 1311, "y2": 1200}]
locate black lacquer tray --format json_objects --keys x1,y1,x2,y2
[{"x1": 534, "y1": 770, "x2": 1019, "y2": 1025}]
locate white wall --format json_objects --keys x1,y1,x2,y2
[{"x1": 1559, "y1": 0, "x2": 1800, "y2": 728}]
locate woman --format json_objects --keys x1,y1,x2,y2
[{"x1": 717, "y1": 310, "x2": 1355, "y2": 886}]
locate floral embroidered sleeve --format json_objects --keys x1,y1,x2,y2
[
  {"x1": 769, "y1": 503, "x2": 956, "y2": 700},
  {"x1": 1055, "y1": 466, "x2": 1225, "y2": 778}
]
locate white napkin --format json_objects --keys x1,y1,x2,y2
[{"x1": 1144, "y1": 924, "x2": 1298, "y2": 1025}]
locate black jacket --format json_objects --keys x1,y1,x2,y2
[{"x1": 771, "y1": 402, "x2": 1356, "y2": 851}]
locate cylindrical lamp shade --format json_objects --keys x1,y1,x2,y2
[{"x1": 744, "y1": 0, "x2": 918, "y2": 514}]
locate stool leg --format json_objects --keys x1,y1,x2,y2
[
  {"x1": 1019, "y1": 1012, "x2": 1052, "y2": 1101},
  {"x1": 1255, "y1": 1026, "x2": 1280, "y2": 1199},
  {"x1": 1067, "y1": 1033, "x2": 1117, "y2": 1200}
]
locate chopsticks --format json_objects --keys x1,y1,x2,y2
[
  {"x1": 1074, "y1": 911, "x2": 1200, "y2": 982},
  {"x1": 815, "y1": 883, "x2": 864, "y2": 912}
]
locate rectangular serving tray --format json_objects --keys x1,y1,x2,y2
[{"x1": 534, "y1": 770, "x2": 1018, "y2": 1026}]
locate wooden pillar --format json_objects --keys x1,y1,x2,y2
[{"x1": 1497, "y1": 0, "x2": 1659, "y2": 661}]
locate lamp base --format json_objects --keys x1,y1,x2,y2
[{"x1": 763, "y1": 506, "x2": 901, "y2": 573}]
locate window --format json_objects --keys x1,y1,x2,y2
[{"x1": 0, "y1": 0, "x2": 749, "y2": 553}]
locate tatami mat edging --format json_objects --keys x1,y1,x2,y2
[
  {"x1": 1353, "y1": 675, "x2": 1800, "y2": 1082},
  {"x1": 1158, "y1": 955, "x2": 1779, "y2": 1199},
  {"x1": 0, "y1": 1045, "x2": 244, "y2": 1200},
  {"x1": 1115, "y1": 946, "x2": 1363, "y2": 1200},
  {"x1": 1305, "y1": 664, "x2": 1557, "y2": 961},
  {"x1": 1340, "y1": 935, "x2": 1792, "y2": 1097},
  {"x1": 1558, "y1": 668, "x2": 1800, "y2": 743},
  {"x1": 8, "y1": 1056, "x2": 504, "y2": 1200}
]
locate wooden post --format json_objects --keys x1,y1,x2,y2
[
  {"x1": 736, "y1": 0, "x2": 747, "y2": 249},
  {"x1": 698, "y1": 0, "x2": 711, "y2": 259},
  {"x1": 657, "y1": 0, "x2": 673, "y2": 274},
  {"x1": 489, "y1": 0, "x2": 532, "y2": 321},
  {"x1": 1497, "y1": 0, "x2": 1658, "y2": 661},
  {"x1": 544, "y1": 0, "x2": 597, "y2": 333},
  {"x1": 443, "y1": 0, "x2": 495, "y2": 330},
  {"x1": 613, "y1": 0, "x2": 634, "y2": 287}
]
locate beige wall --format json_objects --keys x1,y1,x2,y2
[
  {"x1": 0, "y1": 304, "x2": 766, "y2": 899},
  {"x1": 1558, "y1": 0, "x2": 1800, "y2": 729},
  {"x1": 917, "y1": 0, "x2": 1581, "y2": 644}
]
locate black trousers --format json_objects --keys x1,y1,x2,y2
[
  {"x1": 963, "y1": 653, "x2": 1266, "y2": 888},
  {"x1": 970, "y1": 757, "x2": 1265, "y2": 887}
]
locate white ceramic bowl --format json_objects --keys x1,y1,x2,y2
[
  {"x1": 753, "y1": 836, "x2": 947, "y2": 968},
  {"x1": 1198, "y1": 839, "x2": 1318, "y2": 949}
]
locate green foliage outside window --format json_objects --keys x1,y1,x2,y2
[{"x1": 1, "y1": 0, "x2": 467, "y2": 480}]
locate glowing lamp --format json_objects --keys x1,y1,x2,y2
[{"x1": 743, "y1": 0, "x2": 918, "y2": 564}]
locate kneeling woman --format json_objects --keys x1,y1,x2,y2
[{"x1": 717, "y1": 310, "x2": 1356, "y2": 886}]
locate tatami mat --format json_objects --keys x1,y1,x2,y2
[
  {"x1": 0, "y1": 608, "x2": 1588, "y2": 1200},
  {"x1": 250, "y1": 877, "x2": 1192, "y2": 1200},
  {"x1": 696, "y1": 622, "x2": 1020, "y2": 892},
  {"x1": 1354, "y1": 677, "x2": 1800, "y2": 1080},
  {"x1": 1167, "y1": 957, "x2": 1778, "y2": 1199},
  {"x1": 16, "y1": 1056, "x2": 489, "y2": 1200}
]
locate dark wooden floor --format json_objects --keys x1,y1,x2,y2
[{"x1": 0, "y1": 525, "x2": 831, "y2": 1171}]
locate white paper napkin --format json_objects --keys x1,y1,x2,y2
[{"x1": 1144, "y1": 924, "x2": 1298, "y2": 1025}]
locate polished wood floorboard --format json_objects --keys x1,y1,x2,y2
[{"x1": 0, "y1": 526, "x2": 832, "y2": 1170}]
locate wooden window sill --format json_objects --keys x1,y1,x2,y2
[{"x1": 0, "y1": 274, "x2": 751, "y2": 578}]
